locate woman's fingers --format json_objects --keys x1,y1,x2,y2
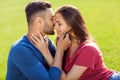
[
  {"x1": 59, "y1": 33, "x2": 65, "y2": 40},
  {"x1": 31, "y1": 34, "x2": 40, "y2": 45},
  {"x1": 37, "y1": 31, "x2": 44, "y2": 42},
  {"x1": 65, "y1": 34, "x2": 69, "y2": 39}
]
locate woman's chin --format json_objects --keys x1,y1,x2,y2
[{"x1": 57, "y1": 34, "x2": 61, "y2": 37}]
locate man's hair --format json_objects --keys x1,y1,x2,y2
[{"x1": 25, "y1": 1, "x2": 51, "y2": 24}]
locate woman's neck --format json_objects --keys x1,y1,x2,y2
[{"x1": 69, "y1": 39, "x2": 80, "y2": 58}]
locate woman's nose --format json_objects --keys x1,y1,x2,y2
[{"x1": 54, "y1": 24, "x2": 58, "y2": 30}]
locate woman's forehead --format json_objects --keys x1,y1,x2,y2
[{"x1": 54, "y1": 13, "x2": 63, "y2": 21}]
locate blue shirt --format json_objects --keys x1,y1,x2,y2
[{"x1": 6, "y1": 35, "x2": 61, "y2": 80}]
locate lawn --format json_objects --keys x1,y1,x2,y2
[{"x1": 0, "y1": 0, "x2": 120, "y2": 80}]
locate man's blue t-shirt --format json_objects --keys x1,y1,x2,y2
[{"x1": 6, "y1": 35, "x2": 61, "y2": 80}]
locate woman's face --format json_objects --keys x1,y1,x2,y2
[{"x1": 54, "y1": 13, "x2": 71, "y2": 37}]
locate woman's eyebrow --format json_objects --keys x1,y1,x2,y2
[
  {"x1": 55, "y1": 20, "x2": 61, "y2": 24},
  {"x1": 56, "y1": 21, "x2": 59, "y2": 23}
]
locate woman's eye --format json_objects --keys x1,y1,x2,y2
[{"x1": 58, "y1": 23, "x2": 62, "y2": 26}]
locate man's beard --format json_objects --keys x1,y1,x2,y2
[
  {"x1": 45, "y1": 30, "x2": 55, "y2": 35},
  {"x1": 44, "y1": 22, "x2": 55, "y2": 35}
]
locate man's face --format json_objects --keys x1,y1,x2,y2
[{"x1": 43, "y1": 8, "x2": 55, "y2": 35}]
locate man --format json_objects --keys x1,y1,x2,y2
[{"x1": 6, "y1": 1, "x2": 62, "y2": 80}]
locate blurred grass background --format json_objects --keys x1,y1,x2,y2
[{"x1": 0, "y1": 0, "x2": 120, "y2": 79}]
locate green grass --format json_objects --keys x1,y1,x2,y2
[{"x1": 0, "y1": 0, "x2": 120, "y2": 80}]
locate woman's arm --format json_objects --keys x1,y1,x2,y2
[
  {"x1": 31, "y1": 33, "x2": 53, "y2": 66},
  {"x1": 60, "y1": 65, "x2": 87, "y2": 80},
  {"x1": 31, "y1": 33, "x2": 87, "y2": 80}
]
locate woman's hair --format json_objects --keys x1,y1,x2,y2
[{"x1": 55, "y1": 5, "x2": 90, "y2": 43}]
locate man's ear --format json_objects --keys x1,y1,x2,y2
[
  {"x1": 36, "y1": 17, "x2": 44, "y2": 26},
  {"x1": 33, "y1": 17, "x2": 44, "y2": 33}
]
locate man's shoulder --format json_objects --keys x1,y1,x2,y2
[
  {"x1": 10, "y1": 36, "x2": 33, "y2": 53},
  {"x1": 9, "y1": 41, "x2": 36, "y2": 60},
  {"x1": 11, "y1": 35, "x2": 32, "y2": 48}
]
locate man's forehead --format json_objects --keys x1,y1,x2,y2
[
  {"x1": 50, "y1": 8, "x2": 54, "y2": 15},
  {"x1": 46, "y1": 8, "x2": 54, "y2": 16}
]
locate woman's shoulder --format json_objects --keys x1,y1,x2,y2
[
  {"x1": 79, "y1": 41, "x2": 101, "y2": 55},
  {"x1": 82, "y1": 40, "x2": 98, "y2": 48}
]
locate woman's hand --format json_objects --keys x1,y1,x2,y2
[
  {"x1": 30, "y1": 32, "x2": 49, "y2": 54},
  {"x1": 57, "y1": 33, "x2": 71, "y2": 52},
  {"x1": 30, "y1": 32, "x2": 53, "y2": 66}
]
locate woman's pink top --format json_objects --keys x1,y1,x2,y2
[{"x1": 63, "y1": 41, "x2": 114, "y2": 80}]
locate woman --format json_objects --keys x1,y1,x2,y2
[{"x1": 31, "y1": 5, "x2": 120, "y2": 80}]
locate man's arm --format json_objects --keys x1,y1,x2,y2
[{"x1": 11, "y1": 45, "x2": 61, "y2": 80}]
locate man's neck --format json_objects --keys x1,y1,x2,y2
[
  {"x1": 26, "y1": 24, "x2": 46, "y2": 42},
  {"x1": 26, "y1": 32, "x2": 33, "y2": 43},
  {"x1": 26, "y1": 25, "x2": 37, "y2": 42},
  {"x1": 26, "y1": 30, "x2": 46, "y2": 42}
]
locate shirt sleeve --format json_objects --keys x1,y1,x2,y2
[
  {"x1": 74, "y1": 46, "x2": 97, "y2": 69},
  {"x1": 11, "y1": 45, "x2": 61, "y2": 80}
]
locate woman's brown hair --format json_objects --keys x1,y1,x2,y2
[{"x1": 55, "y1": 5, "x2": 90, "y2": 43}]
